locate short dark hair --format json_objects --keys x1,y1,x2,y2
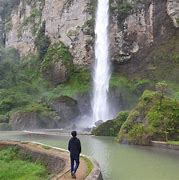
[{"x1": 71, "y1": 131, "x2": 77, "y2": 137}]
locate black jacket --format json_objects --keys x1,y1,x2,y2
[{"x1": 68, "y1": 137, "x2": 81, "y2": 156}]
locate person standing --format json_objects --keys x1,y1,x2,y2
[{"x1": 68, "y1": 131, "x2": 81, "y2": 179}]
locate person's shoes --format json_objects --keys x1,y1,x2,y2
[{"x1": 71, "y1": 172, "x2": 76, "y2": 179}]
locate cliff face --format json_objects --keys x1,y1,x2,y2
[
  {"x1": 0, "y1": 16, "x2": 4, "y2": 47},
  {"x1": 167, "y1": 0, "x2": 179, "y2": 28},
  {"x1": 1, "y1": 0, "x2": 179, "y2": 65},
  {"x1": 110, "y1": 0, "x2": 179, "y2": 63},
  {"x1": 2, "y1": 0, "x2": 93, "y2": 65}
]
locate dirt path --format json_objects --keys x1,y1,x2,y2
[
  {"x1": 59, "y1": 157, "x2": 87, "y2": 180},
  {"x1": 0, "y1": 141, "x2": 88, "y2": 180}
]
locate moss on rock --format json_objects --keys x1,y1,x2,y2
[
  {"x1": 92, "y1": 111, "x2": 129, "y2": 136},
  {"x1": 41, "y1": 43, "x2": 73, "y2": 86}
]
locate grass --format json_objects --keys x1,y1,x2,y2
[
  {"x1": 42, "y1": 68, "x2": 91, "y2": 100},
  {"x1": 0, "y1": 147, "x2": 49, "y2": 180},
  {"x1": 82, "y1": 156, "x2": 94, "y2": 176},
  {"x1": 167, "y1": 141, "x2": 179, "y2": 145},
  {"x1": 42, "y1": 145, "x2": 51, "y2": 150}
]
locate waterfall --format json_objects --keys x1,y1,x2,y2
[{"x1": 92, "y1": 0, "x2": 111, "y2": 123}]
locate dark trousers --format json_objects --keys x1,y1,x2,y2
[{"x1": 70, "y1": 154, "x2": 80, "y2": 173}]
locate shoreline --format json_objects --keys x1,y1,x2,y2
[{"x1": 151, "y1": 140, "x2": 179, "y2": 151}]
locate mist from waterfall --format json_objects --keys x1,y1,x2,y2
[{"x1": 92, "y1": 0, "x2": 111, "y2": 123}]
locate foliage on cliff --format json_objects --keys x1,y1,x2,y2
[
  {"x1": 117, "y1": 89, "x2": 179, "y2": 145},
  {"x1": 35, "y1": 21, "x2": 51, "y2": 60},
  {"x1": 92, "y1": 111, "x2": 129, "y2": 136},
  {"x1": 0, "y1": 46, "x2": 90, "y2": 129}
]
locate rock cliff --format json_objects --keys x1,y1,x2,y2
[{"x1": 1, "y1": 0, "x2": 178, "y2": 66}]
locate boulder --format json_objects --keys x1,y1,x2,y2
[
  {"x1": 94, "y1": 120, "x2": 104, "y2": 127},
  {"x1": 50, "y1": 96, "x2": 80, "y2": 122},
  {"x1": 41, "y1": 43, "x2": 73, "y2": 86},
  {"x1": 92, "y1": 112, "x2": 128, "y2": 137},
  {"x1": 9, "y1": 111, "x2": 61, "y2": 130}
]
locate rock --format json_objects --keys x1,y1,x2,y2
[
  {"x1": 5, "y1": 0, "x2": 40, "y2": 56},
  {"x1": 0, "y1": 123, "x2": 11, "y2": 130},
  {"x1": 110, "y1": 0, "x2": 176, "y2": 64},
  {"x1": 92, "y1": 111, "x2": 128, "y2": 137},
  {"x1": 0, "y1": 16, "x2": 4, "y2": 46},
  {"x1": 167, "y1": 0, "x2": 179, "y2": 28},
  {"x1": 76, "y1": 92, "x2": 92, "y2": 115},
  {"x1": 42, "y1": 0, "x2": 93, "y2": 65},
  {"x1": 3, "y1": 0, "x2": 93, "y2": 65},
  {"x1": 50, "y1": 96, "x2": 80, "y2": 122},
  {"x1": 9, "y1": 111, "x2": 61, "y2": 130},
  {"x1": 42, "y1": 60, "x2": 69, "y2": 85},
  {"x1": 94, "y1": 120, "x2": 104, "y2": 127},
  {"x1": 41, "y1": 43, "x2": 73, "y2": 85},
  {"x1": 1, "y1": 0, "x2": 178, "y2": 67}
]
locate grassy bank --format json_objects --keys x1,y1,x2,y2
[
  {"x1": 167, "y1": 141, "x2": 179, "y2": 145},
  {"x1": 0, "y1": 147, "x2": 49, "y2": 180}
]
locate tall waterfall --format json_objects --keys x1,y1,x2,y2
[{"x1": 92, "y1": 0, "x2": 111, "y2": 123}]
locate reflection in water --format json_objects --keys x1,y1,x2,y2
[{"x1": 0, "y1": 132, "x2": 179, "y2": 180}]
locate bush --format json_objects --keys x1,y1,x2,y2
[
  {"x1": 41, "y1": 42, "x2": 73, "y2": 72},
  {"x1": 117, "y1": 90, "x2": 179, "y2": 144},
  {"x1": 92, "y1": 111, "x2": 129, "y2": 137},
  {"x1": 35, "y1": 21, "x2": 51, "y2": 60}
]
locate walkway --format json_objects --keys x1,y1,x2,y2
[{"x1": 0, "y1": 141, "x2": 88, "y2": 180}]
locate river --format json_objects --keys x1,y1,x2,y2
[{"x1": 0, "y1": 131, "x2": 179, "y2": 180}]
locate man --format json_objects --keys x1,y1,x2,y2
[{"x1": 68, "y1": 131, "x2": 81, "y2": 179}]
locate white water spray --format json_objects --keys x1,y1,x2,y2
[{"x1": 92, "y1": 0, "x2": 111, "y2": 123}]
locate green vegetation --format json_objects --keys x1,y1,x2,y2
[
  {"x1": 42, "y1": 145, "x2": 51, "y2": 150},
  {"x1": 110, "y1": 0, "x2": 133, "y2": 28},
  {"x1": 110, "y1": 75, "x2": 152, "y2": 109},
  {"x1": 85, "y1": 0, "x2": 97, "y2": 37},
  {"x1": 92, "y1": 111, "x2": 129, "y2": 136},
  {"x1": 42, "y1": 68, "x2": 91, "y2": 100},
  {"x1": 82, "y1": 156, "x2": 94, "y2": 176},
  {"x1": 117, "y1": 90, "x2": 179, "y2": 145},
  {"x1": 41, "y1": 42, "x2": 73, "y2": 73},
  {"x1": 17, "y1": 0, "x2": 46, "y2": 37},
  {"x1": 86, "y1": 0, "x2": 97, "y2": 15},
  {"x1": 21, "y1": 8, "x2": 42, "y2": 35},
  {"x1": 167, "y1": 141, "x2": 179, "y2": 145},
  {"x1": 121, "y1": 35, "x2": 179, "y2": 85},
  {"x1": 0, "y1": 147, "x2": 49, "y2": 180},
  {"x1": 0, "y1": 46, "x2": 91, "y2": 128},
  {"x1": 35, "y1": 21, "x2": 51, "y2": 60}
]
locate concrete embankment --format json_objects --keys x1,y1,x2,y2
[
  {"x1": 151, "y1": 141, "x2": 179, "y2": 151},
  {"x1": 0, "y1": 141, "x2": 103, "y2": 180}
]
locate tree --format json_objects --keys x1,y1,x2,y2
[{"x1": 156, "y1": 82, "x2": 169, "y2": 109}]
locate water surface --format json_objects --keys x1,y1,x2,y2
[{"x1": 0, "y1": 131, "x2": 179, "y2": 180}]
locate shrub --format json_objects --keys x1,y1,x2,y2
[{"x1": 92, "y1": 111, "x2": 129, "y2": 136}]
